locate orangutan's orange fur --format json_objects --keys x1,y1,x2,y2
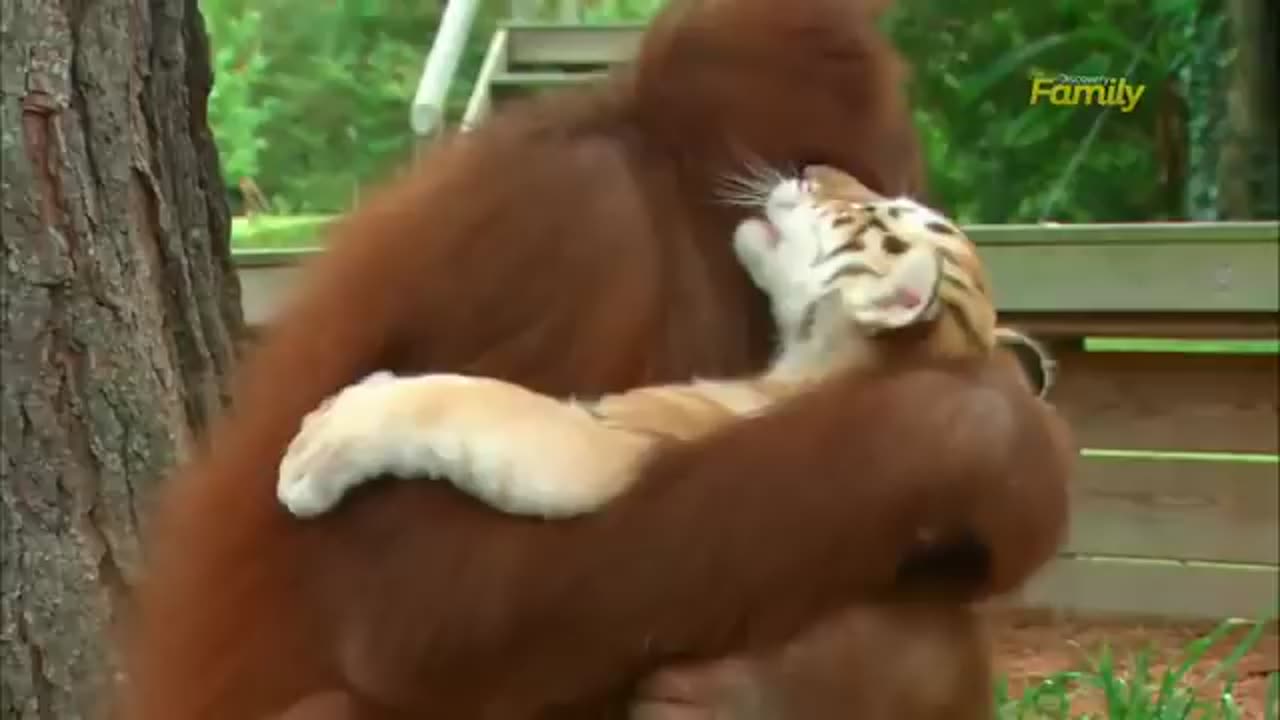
[{"x1": 118, "y1": 0, "x2": 1073, "y2": 717}]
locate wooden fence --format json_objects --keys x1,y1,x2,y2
[{"x1": 232, "y1": 220, "x2": 1280, "y2": 621}]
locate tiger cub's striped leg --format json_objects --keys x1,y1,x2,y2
[{"x1": 277, "y1": 371, "x2": 652, "y2": 519}]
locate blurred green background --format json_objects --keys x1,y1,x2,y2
[{"x1": 201, "y1": 0, "x2": 1277, "y2": 235}]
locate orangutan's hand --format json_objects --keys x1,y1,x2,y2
[{"x1": 630, "y1": 658, "x2": 778, "y2": 720}]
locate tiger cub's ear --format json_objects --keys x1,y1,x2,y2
[
  {"x1": 803, "y1": 165, "x2": 885, "y2": 204},
  {"x1": 993, "y1": 328, "x2": 1057, "y2": 399}
]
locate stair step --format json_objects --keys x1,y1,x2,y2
[
  {"x1": 489, "y1": 70, "x2": 608, "y2": 100},
  {"x1": 503, "y1": 22, "x2": 645, "y2": 68}
]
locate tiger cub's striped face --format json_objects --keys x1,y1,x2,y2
[{"x1": 732, "y1": 166, "x2": 997, "y2": 359}]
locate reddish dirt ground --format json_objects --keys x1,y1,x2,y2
[{"x1": 986, "y1": 609, "x2": 1279, "y2": 717}]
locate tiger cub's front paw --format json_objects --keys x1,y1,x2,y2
[{"x1": 277, "y1": 371, "x2": 404, "y2": 518}]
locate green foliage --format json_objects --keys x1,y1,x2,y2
[
  {"x1": 549, "y1": 0, "x2": 1228, "y2": 223},
  {"x1": 202, "y1": 0, "x2": 1273, "y2": 223},
  {"x1": 201, "y1": 0, "x2": 502, "y2": 213},
  {"x1": 206, "y1": 7, "x2": 276, "y2": 184},
  {"x1": 1181, "y1": 1, "x2": 1231, "y2": 219},
  {"x1": 230, "y1": 215, "x2": 331, "y2": 249},
  {"x1": 883, "y1": 0, "x2": 1209, "y2": 223},
  {"x1": 995, "y1": 617, "x2": 1278, "y2": 719},
  {"x1": 510, "y1": 0, "x2": 664, "y2": 22}
]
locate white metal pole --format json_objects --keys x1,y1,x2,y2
[{"x1": 410, "y1": 0, "x2": 483, "y2": 137}]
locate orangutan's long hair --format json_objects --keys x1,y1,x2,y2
[{"x1": 118, "y1": 0, "x2": 1072, "y2": 717}]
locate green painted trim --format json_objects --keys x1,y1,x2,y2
[
  {"x1": 965, "y1": 221, "x2": 1279, "y2": 246},
  {"x1": 1086, "y1": 338, "x2": 1279, "y2": 354},
  {"x1": 1080, "y1": 448, "x2": 1280, "y2": 464},
  {"x1": 1051, "y1": 553, "x2": 1279, "y2": 572}
]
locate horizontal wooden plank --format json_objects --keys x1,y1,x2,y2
[
  {"x1": 1004, "y1": 311, "x2": 1278, "y2": 339},
  {"x1": 1050, "y1": 349, "x2": 1279, "y2": 454},
  {"x1": 504, "y1": 23, "x2": 646, "y2": 67},
  {"x1": 1017, "y1": 555, "x2": 1279, "y2": 621},
  {"x1": 1068, "y1": 456, "x2": 1279, "y2": 564},
  {"x1": 231, "y1": 224, "x2": 1279, "y2": 332},
  {"x1": 978, "y1": 238, "x2": 1278, "y2": 312},
  {"x1": 236, "y1": 262, "x2": 1277, "y2": 338},
  {"x1": 228, "y1": 221, "x2": 1279, "y2": 257},
  {"x1": 965, "y1": 220, "x2": 1278, "y2": 246}
]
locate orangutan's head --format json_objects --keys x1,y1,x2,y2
[{"x1": 630, "y1": 0, "x2": 923, "y2": 200}]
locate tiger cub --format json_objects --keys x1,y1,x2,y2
[{"x1": 276, "y1": 165, "x2": 1041, "y2": 519}]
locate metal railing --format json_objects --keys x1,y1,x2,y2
[
  {"x1": 412, "y1": 0, "x2": 587, "y2": 137},
  {"x1": 461, "y1": 28, "x2": 510, "y2": 131},
  {"x1": 410, "y1": 0, "x2": 484, "y2": 136}
]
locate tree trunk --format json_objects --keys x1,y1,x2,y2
[
  {"x1": 1218, "y1": 0, "x2": 1279, "y2": 218},
  {"x1": 1, "y1": 0, "x2": 240, "y2": 717},
  {"x1": 1182, "y1": 1, "x2": 1228, "y2": 220}
]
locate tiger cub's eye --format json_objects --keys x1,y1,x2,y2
[{"x1": 925, "y1": 221, "x2": 960, "y2": 236}]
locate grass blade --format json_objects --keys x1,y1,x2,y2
[
  {"x1": 1205, "y1": 615, "x2": 1275, "y2": 683},
  {"x1": 1265, "y1": 672, "x2": 1279, "y2": 720}
]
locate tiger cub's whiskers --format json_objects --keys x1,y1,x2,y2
[{"x1": 714, "y1": 151, "x2": 787, "y2": 208}]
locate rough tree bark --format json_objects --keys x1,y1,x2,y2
[
  {"x1": 1, "y1": 0, "x2": 240, "y2": 717},
  {"x1": 1219, "y1": 0, "x2": 1279, "y2": 218}
]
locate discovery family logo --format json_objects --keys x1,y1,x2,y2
[{"x1": 1029, "y1": 74, "x2": 1146, "y2": 113}]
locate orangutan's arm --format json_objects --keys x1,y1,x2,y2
[
  {"x1": 555, "y1": 356, "x2": 1073, "y2": 660},
  {"x1": 333, "y1": 356, "x2": 1071, "y2": 707}
]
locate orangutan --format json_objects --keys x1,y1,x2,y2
[{"x1": 118, "y1": 0, "x2": 1072, "y2": 717}]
